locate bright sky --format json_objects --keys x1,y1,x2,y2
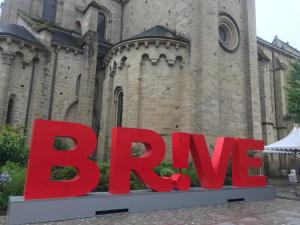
[
  {"x1": 256, "y1": 0, "x2": 300, "y2": 50},
  {"x1": 0, "y1": 0, "x2": 298, "y2": 50}
]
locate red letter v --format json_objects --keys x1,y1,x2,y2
[{"x1": 172, "y1": 133, "x2": 235, "y2": 189}]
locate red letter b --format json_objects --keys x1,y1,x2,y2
[{"x1": 24, "y1": 120, "x2": 99, "y2": 200}]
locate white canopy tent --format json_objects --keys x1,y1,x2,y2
[
  {"x1": 264, "y1": 127, "x2": 300, "y2": 154},
  {"x1": 264, "y1": 127, "x2": 300, "y2": 177}
]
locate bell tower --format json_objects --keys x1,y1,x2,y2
[{"x1": 190, "y1": 0, "x2": 262, "y2": 145}]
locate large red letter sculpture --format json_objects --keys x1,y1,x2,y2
[
  {"x1": 24, "y1": 120, "x2": 99, "y2": 200},
  {"x1": 232, "y1": 139, "x2": 266, "y2": 187},
  {"x1": 109, "y1": 128, "x2": 172, "y2": 194},
  {"x1": 172, "y1": 134, "x2": 266, "y2": 189},
  {"x1": 23, "y1": 120, "x2": 266, "y2": 200},
  {"x1": 172, "y1": 133, "x2": 235, "y2": 189}
]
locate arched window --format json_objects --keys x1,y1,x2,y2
[
  {"x1": 76, "y1": 75, "x2": 81, "y2": 97},
  {"x1": 42, "y1": 0, "x2": 57, "y2": 23},
  {"x1": 5, "y1": 94, "x2": 16, "y2": 125},
  {"x1": 114, "y1": 87, "x2": 123, "y2": 127},
  {"x1": 94, "y1": 79, "x2": 99, "y2": 106},
  {"x1": 97, "y1": 12, "x2": 106, "y2": 40}
]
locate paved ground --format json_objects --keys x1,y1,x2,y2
[
  {"x1": 1, "y1": 179, "x2": 300, "y2": 225},
  {"x1": 269, "y1": 178, "x2": 300, "y2": 201}
]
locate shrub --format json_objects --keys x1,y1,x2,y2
[
  {"x1": 182, "y1": 163, "x2": 200, "y2": 187},
  {"x1": 0, "y1": 162, "x2": 26, "y2": 210},
  {"x1": 154, "y1": 161, "x2": 177, "y2": 177},
  {"x1": 0, "y1": 126, "x2": 28, "y2": 167},
  {"x1": 51, "y1": 166, "x2": 77, "y2": 180},
  {"x1": 94, "y1": 162, "x2": 110, "y2": 192},
  {"x1": 130, "y1": 173, "x2": 146, "y2": 190},
  {"x1": 94, "y1": 163, "x2": 146, "y2": 192},
  {"x1": 224, "y1": 163, "x2": 232, "y2": 186}
]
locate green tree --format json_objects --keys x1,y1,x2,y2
[{"x1": 287, "y1": 61, "x2": 300, "y2": 124}]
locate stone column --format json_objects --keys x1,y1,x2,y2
[
  {"x1": 0, "y1": 52, "x2": 14, "y2": 125},
  {"x1": 98, "y1": 70, "x2": 115, "y2": 162},
  {"x1": 259, "y1": 60, "x2": 276, "y2": 144},
  {"x1": 77, "y1": 31, "x2": 98, "y2": 126},
  {"x1": 242, "y1": 0, "x2": 263, "y2": 140},
  {"x1": 274, "y1": 68, "x2": 287, "y2": 139},
  {"x1": 126, "y1": 61, "x2": 142, "y2": 128},
  {"x1": 190, "y1": 0, "x2": 220, "y2": 145}
]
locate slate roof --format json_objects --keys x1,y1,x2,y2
[
  {"x1": 257, "y1": 37, "x2": 300, "y2": 59},
  {"x1": 0, "y1": 24, "x2": 43, "y2": 47},
  {"x1": 133, "y1": 25, "x2": 188, "y2": 42},
  {"x1": 52, "y1": 29, "x2": 112, "y2": 56},
  {"x1": 272, "y1": 37, "x2": 300, "y2": 58},
  {"x1": 52, "y1": 30, "x2": 83, "y2": 49}
]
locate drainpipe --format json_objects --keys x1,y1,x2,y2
[
  {"x1": 48, "y1": 48, "x2": 59, "y2": 120},
  {"x1": 24, "y1": 51, "x2": 38, "y2": 133}
]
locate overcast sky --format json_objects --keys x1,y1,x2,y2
[
  {"x1": 256, "y1": 0, "x2": 300, "y2": 50},
  {"x1": 0, "y1": 0, "x2": 299, "y2": 49}
]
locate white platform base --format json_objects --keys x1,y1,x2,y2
[{"x1": 8, "y1": 186, "x2": 276, "y2": 225}]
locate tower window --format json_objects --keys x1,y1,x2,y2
[
  {"x1": 218, "y1": 14, "x2": 240, "y2": 52},
  {"x1": 97, "y1": 13, "x2": 106, "y2": 40},
  {"x1": 219, "y1": 26, "x2": 227, "y2": 44},
  {"x1": 115, "y1": 87, "x2": 123, "y2": 127},
  {"x1": 42, "y1": 0, "x2": 57, "y2": 23},
  {"x1": 76, "y1": 75, "x2": 81, "y2": 97},
  {"x1": 5, "y1": 95, "x2": 16, "y2": 125}
]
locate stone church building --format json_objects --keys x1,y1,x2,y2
[{"x1": 0, "y1": 0, "x2": 299, "y2": 174}]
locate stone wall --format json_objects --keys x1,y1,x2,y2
[
  {"x1": 258, "y1": 40, "x2": 295, "y2": 144},
  {"x1": 49, "y1": 47, "x2": 84, "y2": 122},
  {"x1": 122, "y1": 0, "x2": 193, "y2": 40},
  {"x1": 98, "y1": 38, "x2": 189, "y2": 160},
  {"x1": 187, "y1": 0, "x2": 262, "y2": 149},
  {"x1": 0, "y1": 36, "x2": 50, "y2": 141},
  {"x1": 257, "y1": 39, "x2": 297, "y2": 176}
]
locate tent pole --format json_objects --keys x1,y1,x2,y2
[{"x1": 296, "y1": 152, "x2": 299, "y2": 181}]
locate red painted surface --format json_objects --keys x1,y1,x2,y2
[
  {"x1": 109, "y1": 127, "x2": 173, "y2": 194},
  {"x1": 23, "y1": 120, "x2": 267, "y2": 200},
  {"x1": 232, "y1": 139, "x2": 266, "y2": 187},
  {"x1": 24, "y1": 120, "x2": 100, "y2": 200}
]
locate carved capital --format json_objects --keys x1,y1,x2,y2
[{"x1": 2, "y1": 52, "x2": 15, "y2": 65}]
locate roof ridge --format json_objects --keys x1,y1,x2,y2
[{"x1": 272, "y1": 36, "x2": 300, "y2": 52}]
